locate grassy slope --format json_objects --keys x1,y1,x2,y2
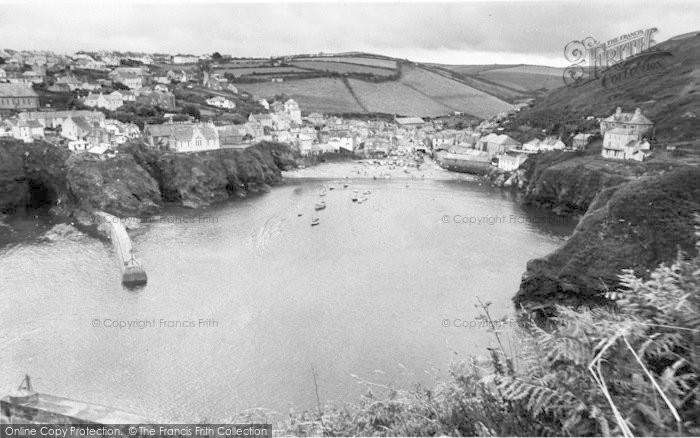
[
  {"x1": 434, "y1": 63, "x2": 566, "y2": 101},
  {"x1": 399, "y1": 65, "x2": 512, "y2": 117},
  {"x1": 236, "y1": 78, "x2": 365, "y2": 114},
  {"x1": 515, "y1": 33, "x2": 700, "y2": 144},
  {"x1": 237, "y1": 60, "x2": 512, "y2": 118},
  {"x1": 515, "y1": 165, "x2": 700, "y2": 309}
]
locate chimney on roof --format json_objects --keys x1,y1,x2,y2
[
  {"x1": 635, "y1": 108, "x2": 642, "y2": 115},
  {"x1": 616, "y1": 107, "x2": 622, "y2": 115}
]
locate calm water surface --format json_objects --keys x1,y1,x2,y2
[{"x1": 0, "y1": 178, "x2": 575, "y2": 421}]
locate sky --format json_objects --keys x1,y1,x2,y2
[{"x1": 0, "y1": 0, "x2": 698, "y2": 67}]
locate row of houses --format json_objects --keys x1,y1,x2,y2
[{"x1": 0, "y1": 109, "x2": 139, "y2": 149}]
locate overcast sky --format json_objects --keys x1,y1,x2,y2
[{"x1": 0, "y1": 0, "x2": 698, "y2": 66}]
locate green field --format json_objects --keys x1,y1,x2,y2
[
  {"x1": 298, "y1": 56, "x2": 397, "y2": 69},
  {"x1": 290, "y1": 60, "x2": 395, "y2": 76},
  {"x1": 399, "y1": 65, "x2": 512, "y2": 117},
  {"x1": 216, "y1": 66, "x2": 308, "y2": 77},
  {"x1": 235, "y1": 62, "x2": 513, "y2": 118},
  {"x1": 236, "y1": 78, "x2": 365, "y2": 114},
  {"x1": 433, "y1": 63, "x2": 566, "y2": 100},
  {"x1": 347, "y1": 78, "x2": 452, "y2": 116},
  {"x1": 479, "y1": 65, "x2": 565, "y2": 92},
  {"x1": 224, "y1": 55, "x2": 568, "y2": 118}
]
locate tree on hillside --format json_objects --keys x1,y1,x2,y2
[
  {"x1": 181, "y1": 104, "x2": 201, "y2": 120},
  {"x1": 212, "y1": 52, "x2": 222, "y2": 61}
]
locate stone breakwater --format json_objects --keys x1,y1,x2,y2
[{"x1": 484, "y1": 151, "x2": 699, "y2": 311}]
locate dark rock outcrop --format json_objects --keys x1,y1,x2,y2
[
  {"x1": 514, "y1": 166, "x2": 700, "y2": 311},
  {"x1": 66, "y1": 153, "x2": 162, "y2": 217},
  {"x1": 0, "y1": 140, "x2": 71, "y2": 214},
  {"x1": 123, "y1": 141, "x2": 297, "y2": 209},
  {"x1": 0, "y1": 139, "x2": 297, "y2": 220}
]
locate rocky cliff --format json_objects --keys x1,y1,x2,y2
[
  {"x1": 504, "y1": 155, "x2": 700, "y2": 311},
  {"x1": 0, "y1": 139, "x2": 297, "y2": 220},
  {"x1": 123, "y1": 141, "x2": 296, "y2": 209}
]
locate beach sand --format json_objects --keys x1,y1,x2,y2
[{"x1": 282, "y1": 156, "x2": 479, "y2": 181}]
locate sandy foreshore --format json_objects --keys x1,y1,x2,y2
[{"x1": 282, "y1": 156, "x2": 479, "y2": 181}]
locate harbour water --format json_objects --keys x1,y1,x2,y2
[{"x1": 0, "y1": 178, "x2": 576, "y2": 421}]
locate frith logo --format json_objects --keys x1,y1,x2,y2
[{"x1": 562, "y1": 28, "x2": 671, "y2": 88}]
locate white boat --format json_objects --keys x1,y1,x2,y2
[
  {"x1": 311, "y1": 217, "x2": 320, "y2": 226},
  {"x1": 315, "y1": 201, "x2": 326, "y2": 211}
]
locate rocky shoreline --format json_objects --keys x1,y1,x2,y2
[
  {"x1": 0, "y1": 139, "x2": 297, "y2": 227},
  {"x1": 484, "y1": 151, "x2": 700, "y2": 311}
]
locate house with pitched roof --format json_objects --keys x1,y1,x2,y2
[
  {"x1": 600, "y1": 107, "x2": 654, "y2": 138},
  {"x1": 109, "y1": 67, "x2": 147, "y2": 90},
  {"x1": 572, "y1": 133, "x2": 594, "y2": 150},
  {"x1": 284, "y1": 99, "x2": 302, "y2": 124},
  {"x1": 83, "y1": 92, "x2": 124, "y2": 111},
  {"x1": 54, "y1": 75, "x2": 83, "y2": 91},
  {"x1": 540, "y1": 137, "x2": 566, "y2": 151},
  {"x1": 144, "y1": 121, "x2": 220, "y2": 152},
  {"x1": 498, "y1": 151, "x2": 529, "y2": 171},
  {"x1": 306, "y1": 113, "x2": 324, "y2": 126},
  {"x1": 601, "y1": 108, "x2": 654, "y2": 161},
  {"x1": 522, "y1": 138, "x2": 542, "y2": 153},
  {"x1": 61, "y1": 116, "x2": 94, "y2": 140},
  {"x1": 10, "y1": 119, "x2": 44, "y2": 143},
  {"x1": 248, "y1": 113, "x2": 273, "y2": 128},
  {"x1": 477, "y1": 133, "x2": 520, "y2": 156},
  {"x1": 0, "y1": 84, "x2": 39, "y2": 110},
  {"x1": 19, "y1": 110, "x2": 105, "y2": 129},
  {"x1": 395, "y1": 116, "x2": 426, "y2": 129}
]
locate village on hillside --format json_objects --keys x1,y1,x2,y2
[{"x1": 0, "y1": 49, "x2": 660, "y2": 171}]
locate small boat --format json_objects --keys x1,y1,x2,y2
[
  {"x1": 357, "y1": 196, "x2": 368, "y2": 204},
  {"x1": 311, "y1": 218, "x2": 320, "y2": 226},
  {"x1": 328, "y1": 186, "x2": 335, "y2": 190},
  {"x1": 315, "y1": 202, "x2": 326, "y2": 211},
  {"x1": 343, "y1": 183, "x2": 349, "y2": 188},
  {"x1": 319, "y1": 190, "x2": 326, "y2": 197},
  {"x1": 363, "y1": 190, "x2": 371, "y2": 195}
]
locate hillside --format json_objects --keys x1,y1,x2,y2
[
  {"x1": 427, "y1": 63, "x2": 565, "y2": 102},
  {"x1": 222, "y1": 54, "x2": 529, "y2": 118},
  {"x1": 514, "y1": 31, "x2": 700, "y2": 144}
]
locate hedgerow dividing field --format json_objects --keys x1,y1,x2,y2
[
  {"x1": 297, "y1": 56, "x2": 397, "y2": 69},
  {"x1": 290, "y1": 61, "x2": 395, "y2": 76}
]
